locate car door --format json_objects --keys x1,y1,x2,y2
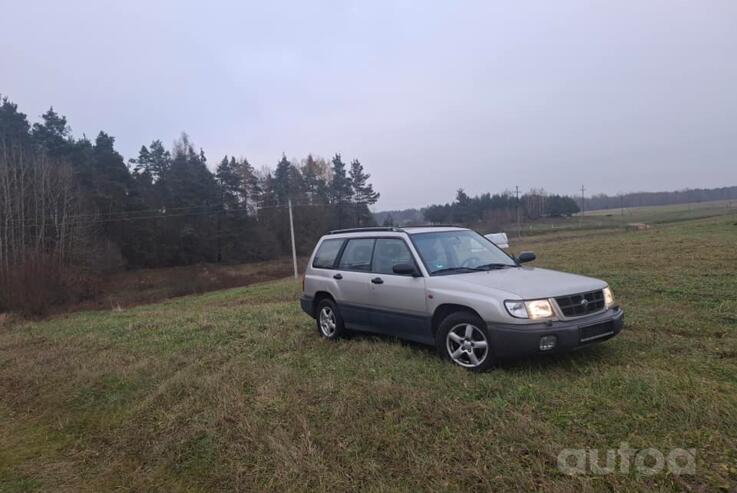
[
  {"x1": 333, "y1": 238, "x2": 375, "y2": 328},
  {"x1": 368, "y1": 238, "x2": 429, "y2": 342}
]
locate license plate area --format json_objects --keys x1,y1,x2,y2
[{"x1": 579, "y1": 321, "x2": 614, "y2": 343}]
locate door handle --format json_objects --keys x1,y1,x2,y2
[
  {"x1": 333, "y1": 273, "x2": 343, "y2": 280},
  {"x1": 371, "y1": 277, "x2": 384, "y2": 284}
]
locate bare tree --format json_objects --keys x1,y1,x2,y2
[{"x1": 0, "y1": 138, "x2": 83, "y2": 306}]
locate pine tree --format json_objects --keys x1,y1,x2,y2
[
  {"x1": 272, "y1": 155, "x2": 291, "y2": 205},
  {"x1": 130, "y1": 140, "x2": 171, "y2": 182},
  {"x1": 31, "y1": 107, "x2": 71, "y2": 157},
  {"x1": 0, "y1": 97, "x2": 31, "y2": 143},
  {"x1": 148, "y1": 140, "x2": 171, "y2": 181},
  {"x1": 157, "y1": 134, "x2": 220, "y2": 264},
  {"x1": 349, "y1": 159, "x2": 380, "y2": 226},
  {"x1": 329, "y1": 154, "x2": 353, "y2": 228},
  {"x1": 258, "y1": 172, "x2": 277, "y2": 209},
  {"x1": 301, "y1": 154, "x2": 329, "y2": 204},
  {"x1": 131, "y1": 145, "x2": 153, "y2": 183},
  {"x1": 234, "y1": 158, "x2": 260, "y2": 213},
  {"x1": 91, "y1": 131, "x2": 131, "y2": 213},
  {"x1": 216, "y1": 156, "x2": 242, "y2": 210}
]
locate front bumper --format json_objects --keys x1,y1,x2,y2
[{"x1": 487, "y1": 307, "x2": 624, "y2": 359}]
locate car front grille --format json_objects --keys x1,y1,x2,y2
[{"x1": 555, "y1": 290, "x2": 605, "y2": 317}]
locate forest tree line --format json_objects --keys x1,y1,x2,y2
[
  {"x1": 581, "y1": 186, "x2": 737, "y2": 211},
  {"x1": 0, "y1": 97, "x2": 378, "y2": 312},
  {"x1": 376, "y1": 189, "x2": 579, "y2": 228},
  {"x1": 377, "y1": 185, "x2": 737, "y2": 228}
]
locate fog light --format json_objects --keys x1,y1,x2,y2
[{"x1": 539, "y1": 335, "x2": 557, "y2": 351}]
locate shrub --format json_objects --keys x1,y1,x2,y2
[{"x1": 0, "y1": 254, "x2": 100, "y2": 316}]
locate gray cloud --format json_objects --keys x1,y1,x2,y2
[{"x1": 2, "y1": 0, "x2": 736, "y2": 209}]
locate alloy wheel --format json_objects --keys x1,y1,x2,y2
[
  {"x1": 446, "y1": 323, "x2": 489, "y2": 368},
  {"x1": 319, "y1": 306, "x2": 337, "y2": 337}
]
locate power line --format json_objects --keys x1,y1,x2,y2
[
  {"x1": 4, "y1": 201, "x2": 378, "y2": 230},
  {"x1": 1, "y1": 203, "x2": 225, "y2": 227},
  {"x1": 4, "y1": 198, "x2": 377, "y2": 227}
]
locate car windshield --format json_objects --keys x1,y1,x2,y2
[{"x1": 411, "y1": 230, "x2": 517, "y2": 275}]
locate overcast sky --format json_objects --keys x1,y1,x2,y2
[{"x1": 2, "y1": 0, "x2": 736, "y2": 209}]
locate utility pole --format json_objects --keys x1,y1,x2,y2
[
  {"x1": 541, "y1": 193, "x2": 546, "y2": 218},
  {"x1": 515, "y1": 185, "x2": 521, "y2": 238},
  {"x1": 288, "y1": 199, "x2": 298, "y2": 280},
  {"x1": 580, "y1": 185, "x2": 586, "y2": 216}
]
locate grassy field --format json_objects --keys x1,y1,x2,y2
[
  {"x1": 505, "y1": 198, "x2": 737, "y2": 238},
  {"x1": 584, "y1": 199, "x2": 737, "y2": 223},
  {"x1": 1, "y1": 215, "x2": 736, "y2": 491}
]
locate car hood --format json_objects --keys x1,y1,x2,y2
[{"x1": 437, "y1": 266, "x2": 607, "y2": 299}]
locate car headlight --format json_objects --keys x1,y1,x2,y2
[
  {"x1": 505, "y1": 299, "x2": 554, "y2": 320},
  {"x1": 603, "y1": 286, "x2": 615, "y2": 307},
  {"x1": 504, "y1": 300, "x2": 528, "y2": 318}
]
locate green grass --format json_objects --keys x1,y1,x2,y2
[
  {"x1": 1, "y1": 215, "x2": 737, "y2": 491},
  {"x1": 507, "y1": 198, "x2": 737, "y2": 238},
  {"x1": 584, "y1": 198, "x2": 737, "y2": 220}
]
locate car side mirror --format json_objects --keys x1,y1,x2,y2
[
  {"x1": 393, "y1": 263, "x2": 420, "y2": 276},
  {"x1": 517, "y1": 251, "x2": 536, "y2": 263}
]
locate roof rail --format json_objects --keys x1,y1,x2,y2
[
  {"x1": 402, "y1": 224, "x2": 464, "y2": 228},
  {"x1": 327, "y1": 226, "x2": 405, "y2": 235}
]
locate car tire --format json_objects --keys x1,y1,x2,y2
[
  {"x1": 315, "y1": 298, "x2": 345, "y2": 340},
  {"x1": 436, "y1": 311, "x2": 494, "y2": 371}
]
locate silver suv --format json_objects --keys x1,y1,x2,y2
[{"x1": 299, "y1": 226, "x2": 624, "y2": 371}]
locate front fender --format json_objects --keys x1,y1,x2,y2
[{"x1": 427, "y1": 285, "x2": 517, "y2": 324}]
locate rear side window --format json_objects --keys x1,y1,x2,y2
[
  {"x1": 338, "y1": 239, "x2": 375, "y2": 271},
  {"x1": 312, "y1": 239, "x2": 344, "y2": 269}
]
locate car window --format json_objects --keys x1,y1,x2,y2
[
  {"x1": 455, "y1": 235, "x2": 481, "y2": 260},
  {"x1": 337, "y1": 238, "x2": 375, "y2": 271},
  {"x1": 312, "y1": 239, "x2": 344, "y2": 269},
  {"x1": 372, "y1": 238, "x2": 414, "y2": 275},
  {"x1": 412, "y1": 235, "x2": 450, "y2": 272},
  {"x1": 412, "y1": 230, "x2": 516, "y2": 274}
]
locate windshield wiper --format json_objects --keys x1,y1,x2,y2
[
  {"x1": 475, "y1": 263, "x2": 516, "y2": 270},
  {"x1": 431, "y1": 266, "x2": 485, "y2": 275}
]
